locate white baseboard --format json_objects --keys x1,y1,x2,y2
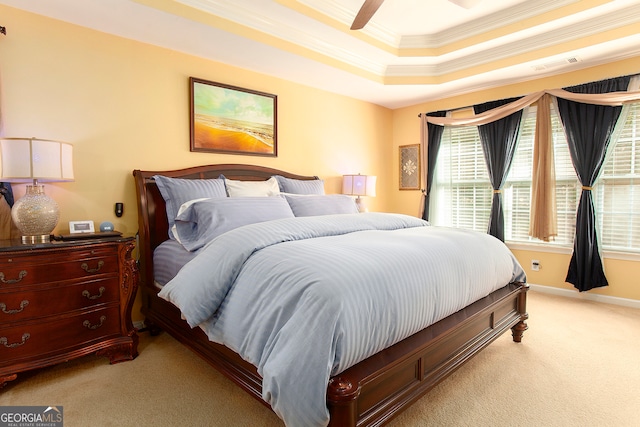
[{"x1": 529, "y1": 283, "x2": 640, "y2": 309}]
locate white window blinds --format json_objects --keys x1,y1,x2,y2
[
  {"x1": 431, "y1": 125, "x2": 491, "y2": 232},
  {"x1": 594, "y1": 102, "x2": 640, "y2": 252}
]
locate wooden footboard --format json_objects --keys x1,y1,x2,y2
[{"x1": 327, "y1": 282, "x2": 528, "y2": 426}]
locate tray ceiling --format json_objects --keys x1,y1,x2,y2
[{"x1": 2, "y1": 0, "x2": 639, "y2": 108}]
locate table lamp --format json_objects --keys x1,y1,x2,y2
[
  {"x1": 342, "y1": 173, "x2": 376, "y2": 212},
  {"x1": 0, "y1": 138, "x2": 74, "y2": 243}
]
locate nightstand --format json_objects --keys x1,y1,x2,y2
[{"x1": 0, "y1": 236, "x2": 139, "y2": 388}]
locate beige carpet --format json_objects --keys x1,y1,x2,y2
[{"x1": 2, "y1": 291, "x2": 639, "y2": 427}]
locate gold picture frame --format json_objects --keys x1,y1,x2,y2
[
  {"x1": 399, "y1": 144, "x2": 420, "y2": 190},
  {"x1": 190, "y1": 77, "x2": 277, "y2": 156}
]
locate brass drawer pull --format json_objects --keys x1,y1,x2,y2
[
  {"x1": 81, "y1": 261, "x2": 104, "y2": 274},
  {"x1": 0, "y1": 300, "x2": 29, "y2": 314},
  {"x1": 0, "y1": 270, "x2": 27, "y2": 284},
  {"x1": 83, "y1": 316, "x2": 106, "y2": 330},
  {"x1": 82, "y1": 287, "x2": 106, "y2": 300},
  {"x1": 0, "y1": 333, "x2": 30, "y2": 348}
]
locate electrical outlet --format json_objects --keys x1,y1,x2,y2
[{"x1": 531, "y1": 259, "x2": 540, "y2": 271}]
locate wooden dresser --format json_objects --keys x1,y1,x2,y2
[{"x1": 0, "y1": 236, "x2": 139, "y2": 388}]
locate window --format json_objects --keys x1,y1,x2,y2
[
  {"x1": 430, "y1": 125, "x2": 490, "y2": 232},
  {"x1": 430, "y1": 101, "x2": 640, "y2": 253},
  {"x1": 594, "y1": 103, "x2": 640, "y2": 252},
  {"x1": 504, "y1": 107, "x2": 580, "y2": 245}
]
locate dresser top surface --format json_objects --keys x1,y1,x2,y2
[{"x1": 0, "y1": 236, "x2": 134, "y2": 253}]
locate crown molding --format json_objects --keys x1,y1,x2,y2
[
  {"x1": 386, "y1": 2, "x2": 640, "y2": 78},
  {"x1": 161, "y1": 0, "x2": 640, "y2": 83},
  {"x1": 399, "y1": 0, "x2": 577, "y2": 49}
]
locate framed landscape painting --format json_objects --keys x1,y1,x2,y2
[
  {"x1": 399, "y1": 144, "x2": 420, "y2": 190},
  {"x1": 190, "y1": 77, "x2": 277, "y2": 156}
]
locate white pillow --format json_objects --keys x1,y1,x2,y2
[{"x1": 224, "y1": 176, "x2": 281, "y2": 197}]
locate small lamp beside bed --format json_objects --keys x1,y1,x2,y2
[
  {"x1": 0, "y1": 137, "x2": 74, "y2": 243},
  {"x1": 342, "y1": 173, "x2": 376, "y2": 212}
]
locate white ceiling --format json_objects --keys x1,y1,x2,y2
[{"x1": 2, "y1": 0, "x2": 640, "y2": 109}]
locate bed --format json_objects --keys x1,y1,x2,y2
[{"x1": 133, "y1": 163, "x2": 529, "y2": 427}]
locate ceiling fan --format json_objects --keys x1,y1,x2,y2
[{"x1": 350, "y1": 0, "x2": 482, "y2": 30}]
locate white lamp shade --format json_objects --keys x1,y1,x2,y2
[
  {"x1": 342, "y1": 174, "x2": 376, "y2": 197},
  {"x1": 0, "y1": 138, "x2": 74, "y2": 182}
]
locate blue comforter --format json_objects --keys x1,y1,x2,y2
[{"x1": 159, "y1": 213, "x2": 526, "y2": 426}]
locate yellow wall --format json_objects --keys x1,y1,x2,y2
[
  {"x1": 1, "y1": 5, "x2": 639, "y2": 309},
  {"x1": 0, "y1": 5, "x2": 391, "y2": 322},
  {"x1": 0, "y1": 4, "x2": 392, "y2": 235},
  {"x1": 391, "y1": 56, "x2": 640, "y2": 302}
]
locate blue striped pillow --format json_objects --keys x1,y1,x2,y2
[
  {"x1": 284, "y1": 194, "x2": 358, "y2": 217},
  {"x1": 173, "y1": 196, "x2": 295, "y2": 251},
  {"x1": 154, "y1": 175, "x2": 227, "y2": 239},
  {"x1": 273, "y1": 175, "x2": 325, "y2": 195}
]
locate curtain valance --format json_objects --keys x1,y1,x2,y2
[{"x1": 423, "y1": 88, "x2": 640, "y2": 127}]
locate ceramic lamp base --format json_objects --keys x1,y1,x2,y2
[
  {"x1": 355, "y1": 196, "x2": 368, "y2": 213},
  {"x1": 11, "y1": 184, "x2": 59, "y2": 243}
]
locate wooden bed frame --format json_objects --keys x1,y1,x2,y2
[{"x1": 133, "y1": 163, "x2": 528, "y2": 427}]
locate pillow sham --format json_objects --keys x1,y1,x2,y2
[
  {"x1": 283, "y1": 194, "x2": 359, "y2": 217},
  {"x1": 173, "y1": 196, "x2": 295, "y2": 251},
  {"x1": 273, "y1": 175, "x2": 325, "y2": 195},
  {"x1": 171, "y1": 197, "x2": 209, "y2": 243},
  {"x1": 222, "y1": 175, "x2": 281, "y2": 197},
  {"x1": 154, "y1": 175, "x2": 227, "y2": 239}
]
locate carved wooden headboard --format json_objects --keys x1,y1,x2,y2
[{"x1": 132, "y1": 164, "x2": 318, "y2": 290}]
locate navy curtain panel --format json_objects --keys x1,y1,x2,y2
[
  {"x1": 473, "y1": 98, "x2": 523, "y2": 241},
  {"x1": 422, "y1": 110, "x2": 447, "y2": 221},
  {"x1": 556, "y1": 76, "x2": 631, "y2": 292},
  {"x1": 0, "y1": 183, "x2": 13, "y2": 207}
]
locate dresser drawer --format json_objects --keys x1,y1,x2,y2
[
  {"x1": 0, "y1": 277, "x2": 120, "y2": 322},
  {"x1": 0, "y1": 246, "x2": 119, "y2": 289},
  {"x1": 0, "y1": 306, "x2": 121, "y2": 364}
]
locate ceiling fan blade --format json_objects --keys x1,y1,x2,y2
[{"x1": 350, "y1": 0, "x2": 385, "y2": 30}]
